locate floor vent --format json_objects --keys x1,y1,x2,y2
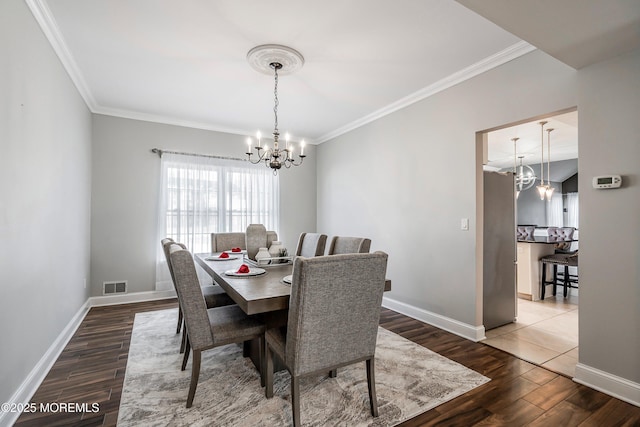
[{"x1": 103, "y1": 280, "x2": 127, "y2": 295}]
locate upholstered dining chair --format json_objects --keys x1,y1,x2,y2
[
  {"x1": 264, "y1": 252, "x2": 389, "y2": 426},
  {"x1": 169, "y1": 243, "x2": 266, "y2": 408},
  {"x1": 294, "y1": 232, "x2": 327, "y2": 257},
  {"x1": 327, "y1": 236, "x2": 371, "y2": 255},
  {"x1": 161, "y1": 238, "x2": 234, "y2": 353},
  {"x1": 210, "y1": 232, "x2": 246, "y2": 253},
  {"x1": 211, "y1": 230, "x2": 278, "y2": 253}
]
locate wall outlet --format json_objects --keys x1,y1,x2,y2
[{"x1": 461, "y1": 218, "x2": 469, "y2": 231}]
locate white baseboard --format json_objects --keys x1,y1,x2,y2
[
  {"x1": 0, "y1": 299, "x2": 91, "y2": 427},
  {"x1": 574, "y1": 363, "x2": 640, "y2": 407},
  {"x1": 382, "y1": 296, "x2": 486, "y2": 342},
  {"x1": 89, "y1": 289, "x2": 176, "y2": 307}
]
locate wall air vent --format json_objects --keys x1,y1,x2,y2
[{"x1": 103, "y1": 280, "x2": 127, "y2": 295}]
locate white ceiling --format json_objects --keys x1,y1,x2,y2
[
  {"x1": 486, "y1": 110, "x2": 579, "y2": 170},
  {"x1": 29, "y1": 0, "x2": 526, "y2": 143},
  {"x1": 28, "y1": 0, "x2": 640, "y2": 146}
]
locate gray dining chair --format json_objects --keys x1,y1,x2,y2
[
  {"x1": 161, "y1": 238, "x2": 234, "y2": 353},
  {"x1": 169, "y1": 243, "x2": 266, "y2": 408},
  {"x1": 294, "y1": 232, "x2": 327, "y2": 257},
  {"x1": 211, "y1": 232, "x2": 246, "y2": 253},
  {"x1": 264, "y1": 252, "x2": 389, "y2": 426},
  {"x1": 327, "y1": 236, "x2": 371, "y2": 255}
]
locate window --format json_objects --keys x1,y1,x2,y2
[{"x1": 156, "y1": 152, "x2": 279, "y2": 290}]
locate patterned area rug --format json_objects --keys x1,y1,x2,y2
[{"x1": 118, "y1": 309, "x2": 489, "y2": 426}]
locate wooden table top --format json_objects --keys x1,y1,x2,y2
[
  {"x1": 195, "y1": 253, "x2": 292, "y2": 315},
  {"x1": 195, "y1": 253, "x2": 391, "y2": 315}
]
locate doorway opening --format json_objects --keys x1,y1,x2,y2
[{"x1": 478, "y1": 107, "x2": 579, "y2": 377}]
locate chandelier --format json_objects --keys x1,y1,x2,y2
[
  {"x1": 245, "y1": 45, "x2": 306, "y2": 174},
  {"x1": 535, "y1": 121, "x2": 555, "y2": 201},
  {"x1": 512, "y1": 137, "x2": 536, "y2": 198}
]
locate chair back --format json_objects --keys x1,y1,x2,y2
[
  {"x1": 169, "y1": 244, "x2": 214, "y2": 350},
  {"x1": 547, "y1": 227, "x2": 575, "y2": 240},
  {"x1": 286, "y1": 252, "x2": 388, "y2": 376},
  {"x1": 211, "y1": 232, "x2": 246, "y2": 252},
  {"x1": 328, "y1": 236, "x2": 371, "y2": 255},
  {"x1": 295, "y1": 232, "x2": 327, "y2": 257},
  {"x1": 516, "y1": 226, "x2": 535, "y2": 239}
]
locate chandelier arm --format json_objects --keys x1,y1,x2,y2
[{"x1": 247, "y1": 148, "x2": 271, "y2": 165}]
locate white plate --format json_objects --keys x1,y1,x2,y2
[
  {"x1": 205, "y1": 255, "x2": 239, "y2": 261},
  {"x1": 224, "y1": 249, "x2": 246, "y2": 254},
  {"x1": 282, "y1": 275, "x2": 292, "y2": 284},
  {"x1": 224, "y1": 267, "x2": 266, "y2": 277}
]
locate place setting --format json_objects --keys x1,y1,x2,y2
[{"x1": 224, "y1": 263, "x2": 266, "y2": 277}]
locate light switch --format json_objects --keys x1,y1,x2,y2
[{"x1": 461, "y1": 218, "x2": 469, "y2": 231}]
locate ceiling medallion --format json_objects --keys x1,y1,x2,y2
[{"x1": 246, "y1": 44, "x2": 305, "y2": 76}]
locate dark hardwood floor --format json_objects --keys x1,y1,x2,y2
[{"x1": 14, "y1": 300, "x2": 640, "y2": 426}]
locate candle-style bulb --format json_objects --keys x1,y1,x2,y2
[{"x1": 300, "y1": 140, "x2": 305, "y2": 156}]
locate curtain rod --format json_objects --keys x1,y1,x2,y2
[{"x1": 151, "y1": 148, "x2": 247, "y2": 162}]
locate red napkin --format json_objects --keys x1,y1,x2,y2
[
  {"x1": 231, "y1": 247, "x2": 242, "y2": 253},
  {"x1": 236, "y1": 264, "x2": 250, "y2": 274},
  {"x1": 219, "y1": 252, "x2": 229, "y2": 259}
]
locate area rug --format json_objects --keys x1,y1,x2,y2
[{"x1": 117, "y1": 309, "x2": 489, "y2": 426}]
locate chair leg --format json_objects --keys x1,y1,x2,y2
[
  {"x1": 563, "y1": 265, "x2": 569, "y2": 297},
  {"x1": 366, "y1": 358, "x2": 379, "y2": 417},
  {"x1": 540, "y1": 262, "x2": 547, "y2": 300},
  {"x1": 182, "y1": 336, "x2": 190, "y2": 371},
  {"x1": 186, "y1": 350, "x2": 201, "y2": 408},
  {"x1": 265, "y1": 342, "x2": 274, "y2": 398},
  {"x1": 552, "y1": 264, "x2": 558, "y2": 296},
  {"x1": 259, "y1": 336, "x2": 265, "y2": 387},
  {"x1": 176, "y1": 306, "x2": 183, "y2": 334},
  {"x1": 179, "y1": 323, "x2": 187, "y2": 354},
  {"x1": 291, "y1": 375, "x2": 301, "y2": 427}
]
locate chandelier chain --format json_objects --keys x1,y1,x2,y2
[{"x1": 273, "y1": 65, "x2": 279, "y2": 134}]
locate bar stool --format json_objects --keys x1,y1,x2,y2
[{"x1": 540, "y1": 252, "x2": 579, "y2": 299}]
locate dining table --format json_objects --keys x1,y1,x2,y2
[
  {"x1": 194, "y1": 252, "x2": 392, "y2": 370},
  {"x1": 194, "y1": 252, "x2": 392, "y2": 316}
]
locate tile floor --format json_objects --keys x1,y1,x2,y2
[{"x1": 482, "y1": 290, "x2": 578, "y2": 377}]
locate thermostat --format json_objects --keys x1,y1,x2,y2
[{"x1": 592, "y1": 175, "x2": 621, "y2": 189}]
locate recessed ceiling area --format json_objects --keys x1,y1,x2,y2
[{"x1": 486, "y1": 110, "x2": 578, "y2": 172}]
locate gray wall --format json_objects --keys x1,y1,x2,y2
[
  {"x1": 317, "y1": 49, "x2": 577, "y2": 328},
  {"x1": 318, "y1": 46, "x2": 640, "y2": 388},
  {"x1": 91, "y1": 115, "x2": 317, "y2": 296},
  {"x1": 0, "y1": 0, "x2": 92, "y2": 405},
  {"x1": 578, "y1": 49, "x2": 640, "y2": 383}
]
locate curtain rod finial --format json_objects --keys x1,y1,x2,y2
[{"x1": 151, "y1": 148, "x2": 163, "y2": 157}]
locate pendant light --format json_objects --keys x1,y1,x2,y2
[
  {"x1": 512, "y1": 137, "x2": 536, "y2": 199},
  {"x1": 545, "y1": 128, "x2": 555, "y2": 200},
  {"x1": 536, "y1": 121, "x2": 548, "y2": 200}
]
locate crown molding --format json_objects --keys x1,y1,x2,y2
[
  {"x1": 26, "y1": 0, "x2": 97, "y2": 109},
  {"x1": 92, "y1": 105, "x2": 254, "y2": 137},
  {"x1": 316, "y1": 41, "x2": 536, "y2": 143}
]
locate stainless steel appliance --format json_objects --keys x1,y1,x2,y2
[{"x1": 483, "y1": 171, "x2": 517, "y2": 330}]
